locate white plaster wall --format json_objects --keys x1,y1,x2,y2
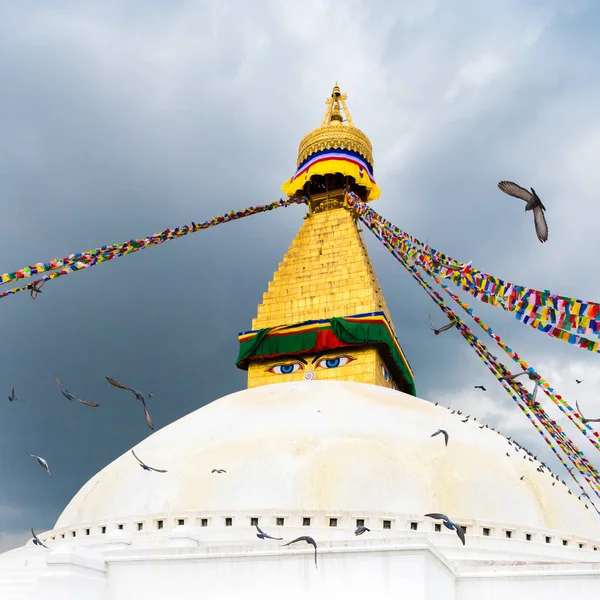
[
  {"x1": 2, "y1": 539, "x2": 600, "y2": 600},
  {"x1": 104, "y1": 546, "x2": 451, "y2": 600},
  {"x1": 425, "y1": 552, "x2": 457, "y2": 600},
  {"x1": 457, "y1": 573, "x2": 600, "y2": 599}
]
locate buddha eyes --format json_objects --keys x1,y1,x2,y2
[
  {"x1": 266, "y1": 355, "x2": 356, "y2": 375},
  {"x1": 381, "y1": 365, "x2": 390, "y2": 381},
  {"x1": 315, "y1": 356, "x2": 355, "y2": 369},
  {"x1": 267, "y1": 363, "x2": 304, "y2": 375}
]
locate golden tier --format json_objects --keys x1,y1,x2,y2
[{"x1": 296, "y1": 122, "x2": 374, "y2": 170}]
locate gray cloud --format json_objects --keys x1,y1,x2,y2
[{"x1": 1, "y1": 0, "x2": 600, "y2": 551}]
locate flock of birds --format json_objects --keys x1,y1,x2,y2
[
  {"x1": 27, "y1": 380, "x2": 592, "y2": 568},
  {"x1": 19, "y1": 350, "x2": 599, "y2": 566},
  {"x1": 22, "y1": 374, "x2": 156, "y2": 479},
  {"x1": 14, "y1": 374, "x2": 161, "y2": 549},
  {"x1": 430, "y1": 384, "x2": 597, "y2": 513},
  {"x1": 23, "y1": 374, "x2": 551, "y2": 568}
]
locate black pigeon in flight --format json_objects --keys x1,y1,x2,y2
[
  {"x1": 431, "y1": 429, "x2": 449, "y2": 446},
  {"x1": 497, "y1": 181, "x2": 548, "y2": 243},
  {"x1": 282, "y1": 536, "x2": 318, "y2": 569},
  {"x1": 425, "y1": 513, "x2": 465, "y2": 545},
  {"x1": 31, "y1": 528, "x2": 49, "y2": 548},
  {"x1": 29, "y1": 279, "x2": 46, "y2": 300},
  {"x1": 255, "y1": 524, "x2": 283, "y2": 540},
  {"x1": 131, "y1": 449, "x2": 167, "y2": 473}
]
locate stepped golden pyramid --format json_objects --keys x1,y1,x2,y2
[{"x1": 236, "y1": 84, "x2": 415, "y2": 395}]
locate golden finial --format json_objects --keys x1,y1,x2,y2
[
  {"x1": 291, "y1": 84, "x2": 373, "y2": 176},
  {"x1": 322, "y1": 83, "x2": 353, "y2": 127}
]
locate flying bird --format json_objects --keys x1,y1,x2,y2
[
  {"x1": 211, "y1": 469, "x2": 227, "y2": 473},
  {"x1": 431, "y1": 429, "x2": 449, "y2": 446},
  {"x1": 131, "y1": 449, "x2": 167, "y2": 473},
  {"x1": 255, "y1": 524, "x2": 283, "y2": 540},
  {"x1": 428, "y1": 314, "x2": 457, "y2": 336},
  {"x1": 106, "y1": 376, "x2": 154, "y2": 429},
  {"x1": 8, "y1": 388, "x2": 24, "y2": 403},
  {"x1": 425, "y1": 513, "x2": 465, "y2": 545},
  {"x1": 31, "y1": 528, "x2": 48, "y2": 548},
  {"x1": 434, "y1": 259, "x2": 472, "y2": 273},
  {"x1": 282, "y1": 536, "x2": 318, "y2": 568},
  {"x1": 497, "y1": 181, "x2": 548, "y2": 243},
  {"x1": 575, "y1": 400, "x2": 600, "y2": 424},
  {"x1": 106, "y1": 376, "x2": 148, "y2": 402},
  {"x1": 500, "y1": 371, "x2": 541, "y2": 403},
  {"x1": 54, "y1": 375, "x2": 99, "y2": 408},
  {"x1": 426, "y1": 247, "x2": 442, "y2": 269},
  {"x1": 529, "y1": 380, "x2": 540, "y2": 404},
  {"x1": 474, "y1": 385, "x2": 486, "y2": 391},
  {"x1": 576, "y1": 379, "x2": 583, "y2": 384},
  {"x1": 355, "y1": 526, "x2": 370, "y2": 536},
  {"x1": 500, "y1": 370, "x2": 540, "y2": 383},
  {"x1": 29, "y1": 279, "x2": 46, "y2": 300},
  {"x1": 27, "y1": 452, "x2": 51, "y2": 477},
  {"x1": 461, "y1": 416, "x2": 470, "y2": 423}
]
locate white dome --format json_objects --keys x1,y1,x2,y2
[{"x1": 55, "y1": 381, "x2": 600, "y2": 541}]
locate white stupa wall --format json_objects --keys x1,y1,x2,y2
[{"x1": 5, "y1": 540, "x2": 597, "y2": 600}]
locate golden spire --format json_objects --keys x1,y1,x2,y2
[{"x1": 236, "y1": 86, "x2": 414, "y2": 395}]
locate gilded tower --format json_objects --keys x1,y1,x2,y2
[{"x1": 236, "y1": 85, "x2": 415, "y2": 395}]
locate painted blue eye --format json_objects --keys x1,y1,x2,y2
[
  {"x1": 267, "y1": 363, "x2": 304, "y2": 375},
  {"x1": 316, "y1": 356, "x2": 354, "y2": 369},
  {"x1": 381, "y1": 365, "x2": 390, "y2": 381}
]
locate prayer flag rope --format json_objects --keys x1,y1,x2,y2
[
  {"x1": 344, "y1": 191, "x2": 600, "y2": 349},
  {"x1": 396, "y1": 243, "x2": 600, "y2": 503},
  {"x1": 0, "y1": 197, "x2": 308, "y2": 299},
  {"x1": 359, "y1": 199, "x2": 600, "y2": 478},
  {"x1": 347, "y1": 188, "x2": 600, "y2": 462},
  {"x1": 367, "y1": 208, "x2": 600, "y2": 455},
  {"x1": 348, "y1": 192, "x2": 600, "y2": 503},
  {"x1": 407, "y1": 249, "x2": 599, "y2": 494}
]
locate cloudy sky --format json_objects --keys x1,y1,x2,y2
[{"x1": 2, "y1": 0, "x2": 600, "y2": 551}]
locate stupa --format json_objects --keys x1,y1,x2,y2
[{"x1": 0, "y1": 85, "x2": 599, "y2": 600}]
